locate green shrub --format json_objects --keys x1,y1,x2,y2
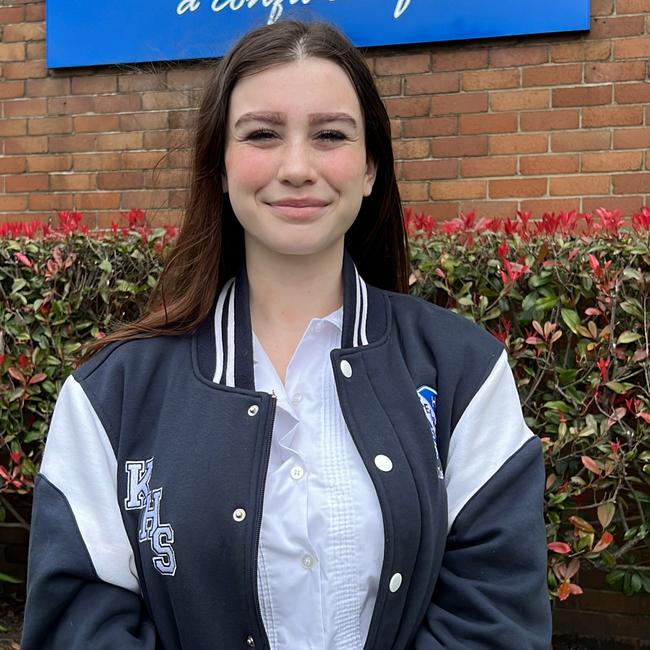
[
  {"x1": 1, "y1": 207, "x2": 649, "y2": 600},
  {"x1": 407, "y1": 206, "x2": 650, "y2": 600}
]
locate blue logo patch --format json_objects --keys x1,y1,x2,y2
[
  {"x1": 417, "y1": 385, "x2": 444, "y2": 479},
  {"x1": 125, "y1": 458, "x2": 177, "y2": 576}
]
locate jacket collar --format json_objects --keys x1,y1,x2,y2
[{"x1": 194, "y1": 250, "x2": 388, "y2": 390}]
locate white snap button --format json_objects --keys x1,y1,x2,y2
[
  {"x1": 374, "y1": 454, "x2": 393, "y2": 472},
  {"x1": 233, "y1": 508, "x2": 246, "y2": 522},
  {"x1": 290, "y1": 465, "x2": 305, "y2": 480},
  {"x1": 291, "y1": 392, "x2": 303, "y2": 405},
  {"x1": 246, "y1": 635, "x2": 255, "y2": 647},
  {"x1": 301, "y1": 554, "x2": 315, "y2": 569},
  {"x1": 340, "y1": 359, "x2": 352, "y2": 378},
  {"x1": 389, "y1": 572, "x2": 402, "y2": 593},
  {"x1": 313, "y1": 322, "x2": 324, "y2": 333},
  {"x1": 247, "y1": 405, "x2": 259, "y2": 417}
]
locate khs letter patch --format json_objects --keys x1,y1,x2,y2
[
  {"x1": 125, "y1": 458, "x2": 177, "y2": 575},
  {"x1": 416, "y1": 386, "x2": 444, "y2": 479}
]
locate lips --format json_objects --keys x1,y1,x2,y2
[{"x1": 266, "y1": 198, "x2": 330, "y2": 220}]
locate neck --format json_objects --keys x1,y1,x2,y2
[{"x1": 246, "y1": 240, "x2": 344, "y2": 333}]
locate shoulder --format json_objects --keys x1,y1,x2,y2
[
  {"x1": 73, "y1": 334, "x2": 181, "y2": 384},
  {"x1": 71, "y1": 334, "x2": 191, "y2": 437},
  {"x1": 377, "y1": 289, "x2": 506, "y2": 430},
  {"x1": 384, "y1": 290, "x2": 503, "y2": 361}
]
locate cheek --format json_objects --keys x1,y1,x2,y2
[
  {"x1": 224, "y1": 147, "x2": 275, "y2": 190},
  {"x1": 321, "y1": 148, "x2": 368, "y2": 188}
]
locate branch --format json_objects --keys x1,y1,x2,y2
[{"x1": 0, "y1": 494, "x2": 30, "y2": 531}]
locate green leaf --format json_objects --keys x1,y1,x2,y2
[
  {"x1": 535, "y1": 296, "x2": 557, "y2": 312},
  {"x1": 11, "y1": 278, "x2": 27, "y2": 293},
  {"x1": 544, "y1": 400, "x2": 572, "y2": 414},
  {"x1": 0, "y1": 572, "x2": 22, "y2": 584},
  {"x1": 561, "y1": 308, "x2": 580, "y2": 335},
  {"x1": 617, "y1": 331, "x2": 642, "y2": 344},
  {"x1": 623, "y1": 267, "x2": 643, "y2": 282},
  {"x1": 605, "y1": 382, "x2": 631, "y2": 395},
  {"x1": 620, "y1": 300, "x2": 644, "y2": 320}
]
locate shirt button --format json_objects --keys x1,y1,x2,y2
[
  {"x1": 246, "y1": 635, "x2": 255, "y2": 647},
  {"x1": 291, "y1": 392, "x2": 303, "y2": 405},
  {"x1": 290, "y1": 465, "x2": 305, "y2": 480},
  {"x1": 233, "y1": 508, "x2": 246, "y2": 522},
  {"x1": 389, "y1": 572, "x2": 403, "y2": 593},
  {"x1": 374, "y1": 454, "x2": 393, "y2": 472},
  {"x1": 301, "y1": 554, "x2": 315, "y2": 569},
  {"x1": 313, "y1": 322, "x2": 324, "y2": 333},
  {"x1": 340, "y1": 359, "x2": 352, "y2": 378}
]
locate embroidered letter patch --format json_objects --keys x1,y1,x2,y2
[
  {"x1": 417, "y1": 386, "x2": 444, "y2": 479},
  {"x1": 125, "y1": 458, "x2": 177, "y2": 576}
]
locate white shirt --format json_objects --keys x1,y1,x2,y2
[{"x1": 253, "y1": 307, "x2": 384, "y2": 650}]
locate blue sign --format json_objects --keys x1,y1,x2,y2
[{"x1": 46, "y1": 1, "x2": 590, "y2": 69}]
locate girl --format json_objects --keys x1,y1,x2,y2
[{"x1": 22, "y1": 19, "x2": 551, "y2": 650}]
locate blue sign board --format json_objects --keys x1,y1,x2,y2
[{"x1": 46, "y1": 1, "x2": 590, "y2": 69}]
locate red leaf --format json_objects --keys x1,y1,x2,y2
[
  {"x1": 548, "y1": 542, "x2": 571, "y2": 554},
  {"x1": 568, "y1": 583, "x2": 583, "y2": 596},
  {"x1": 28, "y1": 372, "x2": 47, "y2": 385},
  {"x1": 569, "y1": 515, "x2": 595, "y2": 534},
  {"x1": 637, "y1": 412, "x2": 650, "y2": 424},
  {"x1": 581, "y1": 455, "x2": 601, "y2": 475},
  {"x1": 7, "y1": 367, "x2": 26, "y2": 385},
  {"x1": 15, "y1": 252, "x2": 32, "y2": 267},
  {"x1": 558, "y1": 581, "x2": 572, "y2": 601},
  {"x1": 593, "y1": 531, "x2": 614, "y2": 553}
]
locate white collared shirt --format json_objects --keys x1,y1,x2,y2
[{"x1": 253, "y1": 307, "x2": 384, "y2": 650}]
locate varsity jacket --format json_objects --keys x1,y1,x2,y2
[{"x1": 22, "y1": 253, "x2": 552, "y2": 649}]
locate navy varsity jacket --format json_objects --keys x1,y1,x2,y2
[{"x1": 22, "y1": 254, "x2": 552, "y2": 649}]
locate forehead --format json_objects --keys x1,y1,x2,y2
[{"x1": 227, "y1": 57, "x2": 363, "y2": 123}]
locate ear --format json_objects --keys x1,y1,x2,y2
[
  {"x1": 221, "y1": 173, "x2": 228, "y2": 194},
  {"x1": 363, "y1": 157, "x2": 377, "y2": 197}
]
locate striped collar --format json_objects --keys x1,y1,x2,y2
[{"x1": 194, "y1": 251, "x2": 388, "y2": 390}]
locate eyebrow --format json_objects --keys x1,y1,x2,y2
[{"x1": 233, "y1": 111, "x2": 358, "y2": 129}]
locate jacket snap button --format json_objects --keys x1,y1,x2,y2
[
  {"x1": 233, "y1": 508, "x2": 246, "y2": 522},
  {"x1": 374, "y1": 454, "x2": 393, "y2": 472},
  {"x1": 389, "y1": 572, "x2": 403, "y2": 593},
  {"x1": 246, "y1": 635, "x2": 255, "y2": 647},
  {"x1": 340, "y1": 359, "x2": 352, "y2": 378},
  {"x1": 247, "y1": 405, "x2": 259, "y2": 417}
]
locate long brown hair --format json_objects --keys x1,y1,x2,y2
[{"x1": 84, "y1": 19, "x2": 409, "y2": 359}]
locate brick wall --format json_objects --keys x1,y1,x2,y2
[
  {"x1": 553, "y1": 569, "x2": 650, "y2": 648},
  {"x1": 2, "y1": 1, "x2": 650, "y2": 228}
]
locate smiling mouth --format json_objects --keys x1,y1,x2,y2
[{"x1": 266, "y1": 202, "x2": 329, "y2": 220}]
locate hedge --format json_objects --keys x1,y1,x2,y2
[{"x1": 1, "y1": 207, "x2": 650, "y2": 600}]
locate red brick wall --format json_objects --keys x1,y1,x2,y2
[
  {"x1": 553, "y1": 569, "x2": 650, "y2": 647},
  {"x1": 2, "y1": 1, "x2": 650, "y2": 228}
]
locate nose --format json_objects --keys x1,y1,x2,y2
[{"x1": 277, "y1": 140, "x2": 317, "y2": 187}]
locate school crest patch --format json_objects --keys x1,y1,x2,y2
[
  {"x1": 124, "y1": 458, "x2": 177, "y2": 576},
  {"x1": 417, "y1": 385, "x2": 444, "y2": 479}
]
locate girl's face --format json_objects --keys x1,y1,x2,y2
[{"x1": 223, "y1": 57, "x2": 377, "y2": 262}]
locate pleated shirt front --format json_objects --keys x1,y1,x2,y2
[{"x1": 253, "y1": 308, "x2": 384, "y2": 650}]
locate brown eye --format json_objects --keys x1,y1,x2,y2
[
  {"x1": 316, "y1": 130, "x2": 346, "y2": 142},
  {"x1": 246, "y1": 130, "x2": 277, "y2": 141}
]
